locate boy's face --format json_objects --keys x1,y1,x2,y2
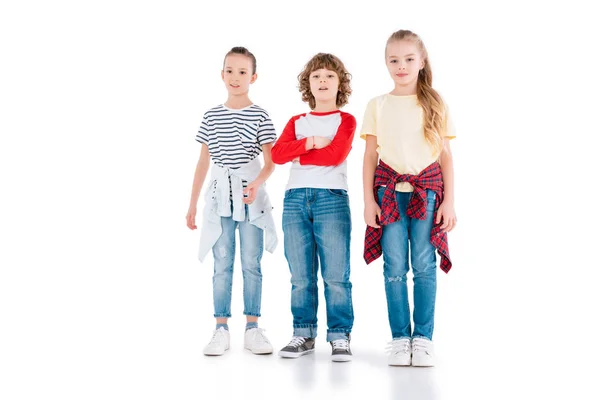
[
  {"x1": 385, "y1": 40, "x2": 425, "y2": 87},
  {"x1": 221, "y1": 54, "x2": 256, "y2": 95},
  {"x1": 309, "y1": 68, "x2": 340, "y2": 105}
]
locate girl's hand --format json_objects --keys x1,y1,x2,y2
[
  {"x1": 243, "y1": 181, "x2": 259, "y2": 204},
  {"x1": 364, "y1": 200, "x2": 382, "y2": 228},
  {"x1": 436, "y1": 201, "x2": 457, "y2": 233},
  {"x1": 186, "y1": 206, "x2": 197, "y2": 230}
]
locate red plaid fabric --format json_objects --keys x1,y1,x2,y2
[{"x1": 363, "y1": 160, "x2": 452, "y2": 273}]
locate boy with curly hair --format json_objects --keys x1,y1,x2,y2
[{"x1": 271, "y1": 53, "x2": 356, "y2": 362}]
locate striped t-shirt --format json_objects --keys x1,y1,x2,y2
[{"x1": 196, "y1": 104, "x2": 277, "y2": 169}]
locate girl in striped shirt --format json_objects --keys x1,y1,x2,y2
[{"x1": 186, "y1": 47, "x2": 278, "y2": 357}]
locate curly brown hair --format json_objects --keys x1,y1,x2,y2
[{"x1": 297, "y1": 53, "x2": 352, "y2": 110}]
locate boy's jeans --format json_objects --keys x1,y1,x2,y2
[{"x1": 282, "y1": 188, "x2": 354, "y2": 342}]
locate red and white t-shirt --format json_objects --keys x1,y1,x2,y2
[{"x1": 271, "y1": 110, "x2": 356, "y2": 190}]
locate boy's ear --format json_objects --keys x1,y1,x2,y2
[
  {"x1": 221, "y1": 70, "x2": 225, "y2": 80},
  {"x1": 250, "y1": 73, "x2": 258, "y2": 84}
]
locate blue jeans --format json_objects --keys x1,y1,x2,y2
[
  {"x1": 282, "y1": 188, "x2": 354, "y2": 342},
  {"x1": 378, "y1": 186, "x2": 437, "y2": 340},
  {"x1": 212, "y1": 209, "x2": 264, "y2": 318}
]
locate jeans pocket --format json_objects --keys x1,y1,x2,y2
[
  {"x1": 327, "y1": 189, "x2": 348, "y2": 198},
  {"x1": 284, "y1": 189, "x2": 295, "y2": 199}
]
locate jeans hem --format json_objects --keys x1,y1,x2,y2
[
  {"x1": 293, "y1": 325, "x2": 317, "y2": 338},
  {"x1": 243, "y1": 312, "x2": 261, "y2": 317},
  {"x1": 412, "y1": 334, "x2": 433, "y2": 341},
  {"x1": 327, "y1": 330, "x2": 351, "y2": 342}
]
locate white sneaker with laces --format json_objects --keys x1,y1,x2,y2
[
  {"x1": 411, "y1": 337, "x2": 435, "y2": 367},
  {"x1": 203, "y1": 327, "x2": 230, "y2": 356},
  {"x1": 387, "y1": 338, "x2": 411, "y2": 366},
  {"x1": 244, "y1": 328, "x2": 273, "y2": 355}
]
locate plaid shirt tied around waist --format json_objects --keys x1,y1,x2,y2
[{"x1": 363, "y1": 160, "x2": 452, "y2": 273}]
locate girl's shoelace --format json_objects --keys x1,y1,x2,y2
[
  {"x1": 253, "y1": 328, "x2": 270, "y2": 344},
  {"x1": 209, "y1": 329, "x2": 226, "y2": 344},
  {"x1": 386, "y1": 340, "x2": 410, "y2": 354},
  {"x1": 411, "y1": 339, "x2": 431, "y2": 353}
]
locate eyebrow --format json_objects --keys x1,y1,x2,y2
[
  {"x1": 388, "y1": 54, "x2": 417, "y2": 58},
  {"x1": 224, "y1": 67, "x2": 248, "y2": 70}
]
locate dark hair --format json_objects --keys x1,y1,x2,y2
[
  {"x1": 297, "y1": 53, "x2": 352, "y2": 109},
  {"x1": 223, "y1": 46, "x2": 257, "y2": 74}
]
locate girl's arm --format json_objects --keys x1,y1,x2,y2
[
  {"x1": 271, "y1": 117, "x2": 314, "y2": 164},
  {"x1": 298, "y1": 113, "x2": 356, "y2": 166},
  {"x1": 243, "y1": 143, "x2": 275, "y2": 204},
  {"x1": 363, "y1": 135, "x2": 381, "y2": 228},
  {"x1": 186, "y1": 144, "x2": 211, "y2": 230},
  {"x1": 436, "y1": 138, "x2": 456, "y2": 232}
]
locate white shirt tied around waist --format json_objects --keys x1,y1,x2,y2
[{"x1": 198, "y1": 157, "x2": 278, "y2": 262}]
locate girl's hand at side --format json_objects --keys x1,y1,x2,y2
[
  {"x1": 364, "y1": 200, "x2": 382, "y2": 228},
  {"x1": 436, "y1": 201, "x2": 457, "y2": 233},
  {"x1": 243, "y1": 181, "x2": 259, "y2": 204},
  {"x1": 186, "y1": 206, "x2": 197, "y2": 230}
]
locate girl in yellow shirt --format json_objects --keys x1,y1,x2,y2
[{"x1": 361, "y1": 30, "x2": 457, "y2": 367}]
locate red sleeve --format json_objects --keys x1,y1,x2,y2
[
  {"x1": 299, "y1": 112, "x2": 356, "y2": 166},
  {"x1": 271, "y1": 115, "x2": 309, "y2": 165}
]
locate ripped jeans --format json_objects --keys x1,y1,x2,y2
[
  {"x1": 212, "y1": 211, "x2": 264, "y2": 318},
  {"x1": 378, "y1": 186, "x2": 437, "y2": 340}
]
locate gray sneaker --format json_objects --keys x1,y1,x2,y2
[
  {"x1": 278, "y1": 336, "x2": 315, "y2": 358},
  {"x1": 330, "y1": 338, "x2": 352, "y2": 362}
]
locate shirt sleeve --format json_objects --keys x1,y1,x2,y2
[
  {"x1": 196, "y1": 113, "x2": 210, "y2": 145},
  {"x1": 299, "y1": 113, "x2": 356, "y2": 166},
  {"x1": 444, "y1": 105, "x2": 456, "y2": 139},
  {"x1": 271, "y1": 115, "x2": 310, "y2": 164},
  {"x1": 257, "y1": 112, "x2": 277, "y2": 145},
  {"x1": 359, "y1": 98, "x2": 377, "y2": 140}
]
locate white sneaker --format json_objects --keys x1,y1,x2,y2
[
  {"x1": 203, "y1": 327, "x2": 230, "y2": 356},
  {"x1": 244, "y1": 328, "x2": 273, "y2": 355},
  {"x1": 411, "y1": 337, "x2": 435, "y2": 367},
  {"x1": 387, "y1": 338, "x2": 411, "y2": 366}
]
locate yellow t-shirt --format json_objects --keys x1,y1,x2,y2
[{"x1": 360, "y1": 94, "x2": 456, "y2": 192}]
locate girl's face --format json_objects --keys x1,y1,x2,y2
[
  {"x1": 309, "y1": 68, "x2": 340, "y2": 105},
  {"x1": 221, "y1": 54, "x2": 256, "y2": 95},
  {"x1": 385, "y1": 40, "x2": 425, "y2": 88}
]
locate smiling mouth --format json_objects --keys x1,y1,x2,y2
[
  {"x1": 230, "y1": 84, "x2": 240, "y2": 88},
  {"x1": 319, "y1": 88, "x2": 328, "y2": 91}
]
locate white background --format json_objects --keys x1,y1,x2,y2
[{"x1": 1, "y1": 0, "x2": 599, "y2": 399}]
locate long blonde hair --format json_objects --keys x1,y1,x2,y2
[{"x1": 387, "y1": 30, "x2": 446, "y2": 155}]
